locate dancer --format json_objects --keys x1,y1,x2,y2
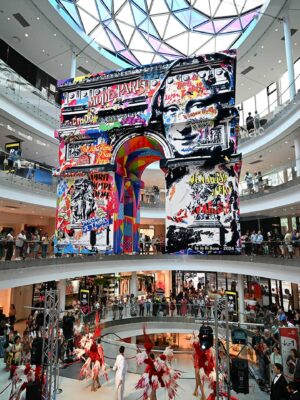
[
  {"x1": 191, "y1": 331, "x2": 216, "y2": 400},
  {"x1": 113, "y1": 345, "x2": 128, "y2": 400},
  {"x1": 135, "y1": 327, "x2": 181, "y2": 400},
  {"x1": 9, "y1": 364, "x2": 42, "y2": 400},
  {"x1": 77, "y1": 335, "x2": 108, "y2": 391}
]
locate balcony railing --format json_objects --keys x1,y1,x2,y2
[{"x1": 0, "y1": 59, "x2": 60, "y2": 128}]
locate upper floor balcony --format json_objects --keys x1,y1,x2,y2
[{"x1": 0, "y1": 59, "x2": 60, "y2": 129}]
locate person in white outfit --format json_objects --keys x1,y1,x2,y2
[{"x1": 113, "y1": 345, "x2": 127, "y2": 400}]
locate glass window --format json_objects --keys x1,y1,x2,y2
[
  {"x1": 243, "y1": 96, "x2": 255, "y2": 124},
  {"x1": 287, "y1": 167, "x2": 293, "y2": 181},
  {"x1": 267, "y1": 82, "x2": 278, "y2": 112},
  {"x1": 255, "y1": 88, "x2": 268, "y2": 117},
  {"x1": 292, "y1": 217, "x2": 297, "y2": 230},
  {"x1": 280, "y1": 71, "x2": 289, "y2": 104},
  {"x1": 295, "y1": 57, "x2": 300, "y2": 93}
]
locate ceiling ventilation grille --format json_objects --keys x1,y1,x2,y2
[
  {"x1": 5, "y1": 134, "x2": 22, "y2": 142},
  {"x1": 78, "y1": 66, "x2": 90, "y2": 75},
  {"x1": 248, "y1": 160, "x2": 263, "y2": 165},
  {"x1": 13, "y1": 13, "x2": 30, "y2": 27},
  {"x1": 241, "y1": 66, "x2": 254, "y2": 75}
]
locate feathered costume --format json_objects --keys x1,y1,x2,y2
[
  {"x1": 191, "y1": 335, "x2": 238, "y2": 400},
  {"x1": 74, "y1": 312, "x2": 108, "y2": 383},
  {"x1": 135, "y1": 326, "x2": 181, "y2": 400},
  {"x1": 9, "y1": 364, "x2": 42, "y2": 400}
]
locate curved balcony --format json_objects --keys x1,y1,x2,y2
[
  {"x1": 1, "y1": 254, "x2": 300, "y2": 289},
  {"x1": 239, "y1": 92, "x2": 300, "y2": 157}
]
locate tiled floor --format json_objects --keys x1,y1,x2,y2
[{"x1": 0, "y1": 359, "x2": 268, "y2": 400}]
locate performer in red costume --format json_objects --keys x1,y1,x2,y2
[
  {"x1": 9, "y1": 364, "x2": 43, "y2": 400},
  {"x1": 75, "y1": 311, "x2": 108, "y2": 392},
  {"x1": 135, "y1": 326, "x2": 181, "y2": 400},
  {"x1": 191, "y1": 332, "x2": 216, "y2": 400}
]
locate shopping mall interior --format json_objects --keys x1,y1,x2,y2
[{"x1": 1, "y1": 0, "x2": 300, "y2": 399}]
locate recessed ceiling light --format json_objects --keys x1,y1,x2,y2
[
  {"x1": 247, "y1": 59, "x2": 250, "y2": 63},
  {"x1": 285, "y1": 141, "x2": 289, "y2": 144},
  {"x1": 288, "y1": 157, "x2": 291, "y2": 160},
  {"x1": 53, "y1": 33, "x2": 57, "y2": 36},
  {"x1": 60, "y1": 63, "x2": 63, "y2": 67},
  {"x1": 25, "y1": 33, "x2": 29, "y2": 37},
  {"x1": 248, "y1": 88, "x2": 251, "y2": 90},
  {"x1": 7, "y1": 17, "x2": 10, "y2": 20},
  {"x1": 42, "y1": 49, "x2": 45, "y2": 53},
  {"x1": 35, "y1": 151, "x2": 38, "y2": 154},
  {"x1": 270, "y1": 164, "x2": 273, "y2": 167},
  {"x1": 86, "y1": 60, "x2": 89, "y2": 63},
  {"x1": 268, "y1": 150, "x2": 272, "y2": 153},
  {"x1": 295, "y1": 42, "x2": 298, "y2": 46},
  {"x1": 275, "y1": 28, "x2": 278, "y2": 32},
  {"x1": 263, "y1": 74, "x2": 266, "y2": 78},
  {"x1": 261, "y1": 45, "x2": 264, "y2": 49},
  {"x1": 278, "y1": 59, "x2": 282, "y2": 64},
  {"x1": 36, "y1": 16, "x2": 40, "y2": 20}
]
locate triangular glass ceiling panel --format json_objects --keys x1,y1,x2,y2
[
  {"x1": 215, "y1": 1, "x2": 238, "y2": 18},
  {"x1": 104, "y1": 19, "x2": 121, "y2": 38},
  {"x1": 234, "y1": 0, "x2": 247, "y2": 14},
  {"x1": 174, "y1": 9, "x2": 191, "y2": 27},
  {"x1": 77, "y1": 0, "x2": 99, "y2": 20},
  {"x1": 131, "y1": 3, "x2": 147, "y2": 25},
  {"x1": 113, "y1": 0, "x2": 128, "y2": 14},
  {"x1": 106, "y1": 30, "x2": 126, "y2": 51},
  {"x1": 166, "y1": 31, "x2": 189, "y2": 55},
  {"x1": 171, "y1": 0, "x2": 189, "y2": 12},
  {"x1": 163, "y1": 14, "x2": 186, "y2": 39},
  {"x1": 120, "y1": 50, "x2": 141, "y2": 65},
  {"x1": 133, "y1": 0, "x2": 147, "y2": 11},
  {"x1": 213, "y1": 18, "x2": 234, "y2": 33},
  {"x1": 222, "y1": 18, "x2": 242, "y2": 33},
  {"x1": 95, "y1": 0, "x2": 110, "y2": 20},
  {"x1": 132, "y1": 50, "x2": 154, "y2": 64},
  {"x1": 189, "y1": 32, "x2": 210, "y2": 56},
  {"x1": 216, "y1": 32, "x2": 240, "y2": 50},
  {"x1": 102, "y1": 0, "x2": 112, "y2": 12},
  {"x1": 141, "y1": 32, "x2": 181, "y2": 55},
  {"x1": 153, "y1": 54, "x2": 167, "y2": 63},
  {"x1": 197, "y1": 36, "x2": 215, "y2": 54},
  {"x1": 240, "y1": 11, "x2": 258, "y2": 29},
  {"x1": 61, "y1": 1, "x2": 83, "y2": 29},
  {"x1": 77, "y1": 7, "x2": 99, "y2": 34},
  {"x1": 149, "y1": 0, "x2": 169, "y2": 14},
  {"x1": 118, "y1": 21, "x2": 135, "y2": 44},
  {"x1": 195, "y1": 20, "x2": 214, "y2": 34},
  {"x1": 130, "y1": 30, "x2": 154, "y2": 52},
  {"x1": 92, "y1": 27, "x2": 115, "y2": 51},
  {"x1": 190, "y1": 10, "x2": 207, "y2": 28},
  {"x1": 139, "y1": 19, "x2": 159, "y2": 38},
  {"x1": 116, "y1": 2, "x2": 135, "y2": 26},
  {"x1": 210, "y1": 0, "x2": 220, "y2": 17},
  {"x1": 151, "y1": 14, "x2": 169, "y2": 37},
  {"x1": 193, "y1": 0, "x2": 211, "y2": 17},
  {"x1": 242, "y1": 0, "x2": 262, "y2": 13}
]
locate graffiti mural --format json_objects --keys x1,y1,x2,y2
[
  {"x1": 55, "y1": 50, "x2": 240, "y2": 255},
  {"x1": 165, "y1": 156, "x2": 241, "y2": 254},
  {"x1": 55, "y1": 172, "x2": 114, "y2": 254}
]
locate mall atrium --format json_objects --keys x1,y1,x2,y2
[{"x1": 1, "y1": 0, "x2": 300, "y2": 399}]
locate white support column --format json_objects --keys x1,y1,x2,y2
[
  {"x1": 57, "y1": 279, "x2": 66, "y2": 315},
  {"x1": 294, "y1": 134, "x2": 300, "y2": 177},
  {"x1": 130, "y1": 272, "x2": 138, "y2": 297},
  {"x1": 70, "y1": 50, "x2": 77, "y2": 79},
  {"x1": 237, "y1": 274, "x2": 245, "y2": 323},
  {"x1": 283, "y1": 12, "x2": 296, "y2": 100}
]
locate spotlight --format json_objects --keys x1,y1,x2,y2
[{"x1": 199, "y1": 325, "x2": 214, "y2": 350}]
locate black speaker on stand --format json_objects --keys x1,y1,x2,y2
[{"x1": 231, "y1": 358, "x2": 249, "y2": 394}]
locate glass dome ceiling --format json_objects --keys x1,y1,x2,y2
[{"x1": 55, "y1": 0, "x2": 263, "y2": 66}]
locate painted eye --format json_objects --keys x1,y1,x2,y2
[
  {"x1": 164, "y1": 106, "x2": 179, "y2": 116},
  {"x1": 152, "y1": 80, "x2": 158, "y2": 87},
  {"x1": 167, "y1": 78, "x2": 174, "y2": 84}
]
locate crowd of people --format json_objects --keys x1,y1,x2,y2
[
  {"x1": 241, "y1": 229, "x2": 300, "y2": 258},
  {"x1": 244, "y1": 170, "x2": 265, "y2": 194},
  {"x1": 0, "y1": 228, "x2": 51, "y2": 261}
]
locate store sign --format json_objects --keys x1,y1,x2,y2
[
  {"x1": 279, "y1": 327, "x2": 299, "y2": 380},
  {"x1": 80, "y1": 289, "x2": 90, "y2": 313},
  {"x1": 5, "y1": 141, "x2": 21, "y2": 153}
]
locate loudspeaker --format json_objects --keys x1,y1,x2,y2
[
  {"x1": 26, "y1": 381, "x2": 42, "y2": 400},
  {"x1": 30, "y1": 337, "x2": 43, "y2": 365},
  {"x1": 231, "y1": 358, "x2": 249, "y2": 394}
]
